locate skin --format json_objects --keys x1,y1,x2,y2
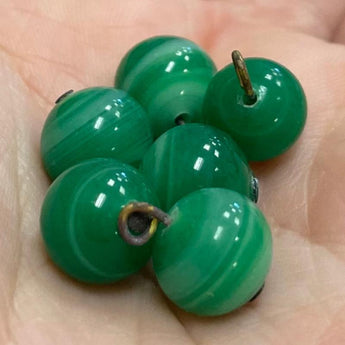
[{"x1": 0, "y1": 0, "x2": 345, "y2": 344}]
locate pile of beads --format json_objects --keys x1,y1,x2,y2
[{"x1": 40, "y1": 36, "x2": 307, "y2": 316}]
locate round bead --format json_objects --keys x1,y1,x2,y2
[
  {"x1": 40, "y1": 158, "x2": 159, "y2": 283},
  {"x1": 41, "y1": 87, "x2": 153, "y2": 179},
  {"x1": 202, "y1": 58, "x2": 307, "y2": 161},
  {"x1": 140, "y1": 124, "x2": 257, "y2": 210},
  {"x1": 153, "y1": 188, "x2": 272, "y2": 316},
  {"x1": 115, "y1": 36, "x2": 216, "y2": 138}
]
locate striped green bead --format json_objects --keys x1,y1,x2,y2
[
  {"x1": 153, "y1": 188, "x2": 272, "y2": 316},
  {"x1": 41, "y1": 87, "x2": 153, "y2": 179},
  {"x1": 40, "y1": 158, "x2": 159, "y2": 284},
  {"x1": 115, "y1": 36, "x2": 216, "y2": 138},
  {"x1": 202, "y1": 58, "x2": 307, "y2": 161},
  {"x1": 141, "y1": 124, "x2": 257, "y2": 210}
]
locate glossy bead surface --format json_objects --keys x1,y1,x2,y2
[
  {"x1": 153, "y1": 188, "x2": 272, "y2": 316},
  {"x1": 40, "y1": 158, "x2": 159, "y2": 283},
  {"x1": 115, "y1": 36, "x2": 216, "y2": 138},
  {"x1": 203, "y1": 58, "x2": 307, "y2": 161},
  {"x1": 140, "y1": 124, "x2": 257, "y2": 210},
  {"x1": 41, "y1": 87, "x2": 153, "y2": 179}
]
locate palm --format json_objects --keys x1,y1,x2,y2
[{"x1": 1, "y1": 0, "x2": 345, "y2": 343}]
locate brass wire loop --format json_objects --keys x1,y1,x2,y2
[{"x1": 118, "y1": 202, "x2": 171, "y2": 246}]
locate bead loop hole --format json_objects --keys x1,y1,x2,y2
[
  {"x1": 175, "y1": 113, "x2": 188, "y2": 126},
  {"x1": 243, "y1": 93, "x2": 258, "y2": 106},
  {"x1": 127, "y1": 211, "x2": 152, "y2": 235}
]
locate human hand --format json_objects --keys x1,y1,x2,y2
[{"x1": 0, "y1": 1, "x2": 345, "y2": 343}]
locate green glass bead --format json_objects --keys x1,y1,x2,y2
[
  {"x1": 202, "y1": 58, "x2": 307, "y2": 161},
  {"x1": 153, "y1": 188, "x2": 272, "y2": 316},
  {"x1": 140, "y1": 123, "x2": 257, "y2": 210},
  {"x1": 41, "y1": 87, "x2": 153, "y2": 179},
  {"x1": 115, "y1": 36, "x2": 216, "y2": 138},
  {"x1": 40, "y1": 158, "x2": 159, "y2": 284}
]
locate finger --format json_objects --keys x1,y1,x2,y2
[
  {"x1": 241, "y1": 34, "x2": 345, "y2": 238},
  {"x1": 1, "y1": 0, "x2": 345, "y2": 111},
  {"x1": 332, "y1": 16, "x2": 345, "y2": 43},
  {"x1": 198, "y1": 0, "x2": 345, "y2": 41},
  {"x1": 0, "y1": 52, "x2": 48, "y2": 335},
  {"x1": 172, "y1": 231, "x2": 345, "y2": 345}
]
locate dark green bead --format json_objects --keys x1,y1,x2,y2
[
  {"x1": 153, "y1": 188, "x2": 272, "y2": 316},
  {"x1": 115, "y1": 36, "x2": 216, "y2": 138},
  {"x1": 140, "y1": 124, "x2": 257, "y2": 210},
  {"x1": 202, "y1": 58, "x2": 307, "y2": 161},
  {"x1": 40, "y1": 158, "x2": 159, "y2": 284},
  {"x1": 41, "y1": 87, "x2": 153, "y2": 179}
]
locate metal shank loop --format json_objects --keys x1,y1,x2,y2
[
  {"x1": 231, "y1": 50, "x2": 256, "y2": 101},
  {"x1": 118, "y1": 202, "x2": 171, "y2": 246},
  {"x1": 55, "y1": 89, "x2": 74, "y2": 104}
]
